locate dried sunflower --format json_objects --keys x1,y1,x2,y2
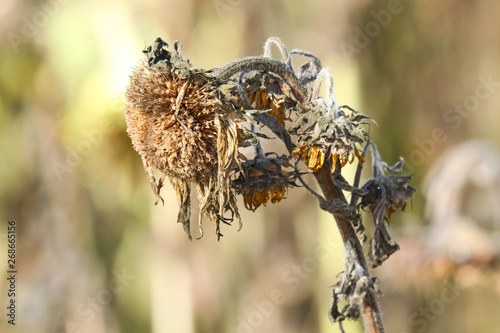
[
  {"x1": 232, "y1": 71, "x2": 297, "y2": 126},
  {"x1": 124, "y1": 38, "x2": 241, "y2": 240},
  {"x1": 291, "y1": 105, "x2": 369, "y2": 173},
  {"x1": 232, "y1": 154, "x2": 299, "y2": 211}
]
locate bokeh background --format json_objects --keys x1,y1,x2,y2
[{"x1": 1, "y1": 0, "x2": 500, "y2": 332}]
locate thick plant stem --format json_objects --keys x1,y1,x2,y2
[{"x1": 314, "y1": 166, "x2": 385, "y2": 333}]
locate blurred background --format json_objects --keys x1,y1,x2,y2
[{"x1": 1, "y1": 0, "x2": 500, "y2": 332}]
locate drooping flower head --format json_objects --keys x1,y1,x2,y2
[
  {"x1": 232, "y1": 154, "x2": 299, "y2": 211},
  {"x1": 124, "y1": 38, "x2": 241, "y2": 239},
  {"x1": 236, "y1": 71, "x2": 297, "y2": 126},
  {"x1": 291, "y1": 104, "x2": 370, "y2": 173}
]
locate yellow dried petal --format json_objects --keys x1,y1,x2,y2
[
  {"x1": 261, "y1": 90, "x2": 269, "y2": 108},
  {"x1": 340, "y1": 155, "x2": 348, "y2": 168},
  {"x1": 308, "y1": 147, "x2": 319, "y2": 170},
  {"x1": 250, "y1": 169, "x2": 264, "y2": 177},
  {"x1": 355, "y1": 149, "x2": 365, "y2": 165},
  {"x1": 331, "y1": 153, "x2": 339, "y2": 173},
  {"x1": 317, "y1": 149, "x2": 325, "y2": 172}
]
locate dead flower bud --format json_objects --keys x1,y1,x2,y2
[
  {"x1": 359, "y1": 142, "x2": 416, "y2": 267},
  {"x1": 232, "y1": 154, "x2": 299, "y2": 211},
  {"x1": 290, "y1": 105, "x2": 370, "y2": 173},
  {"x1": 124, "y1": 38, "x2": 241, "y2": 240}
]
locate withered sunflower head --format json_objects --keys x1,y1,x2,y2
[
  {"x1": 124, "y1": 38, "x2": 241, "y2": 240},
  {"x1": 290, "y1": 105, "x2": 370, "y2": 173},
  {"x1": 231, "y1": 71, "x2": 297, "y2": 126},
  {"x1": 233, "y1": 154, "x2": 299, "y2": 211}
]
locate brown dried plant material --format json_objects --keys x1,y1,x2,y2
[
  {"x1": 290, "y1": 105, "x2": 369, "y2": 173},
  {"x1": 124, "y1": 38, "x2": 241, "y2": 240},
  {"x1": 124, "y1": 36, "x2": 415, "y2": 332},
  {"x1": 232, "y1": 154, "x2": 299, "y2": 211},
  {"x1": 359, "y1": 143, "x2": 416, "y2": 267},
  {"x1": 126, "y1": 61, "x2": 219, "y2": 181},
  {"x1": 235, "y1": 71, "x2": 297, "y2": 126}
]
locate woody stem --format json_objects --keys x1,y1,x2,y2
[{"x1": 314, "y1": 166, "x2": 385, "y2": 333}]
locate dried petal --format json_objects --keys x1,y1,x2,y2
[{"x1": 233, "y1": 154, "x2": 299, "y2": 211}]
